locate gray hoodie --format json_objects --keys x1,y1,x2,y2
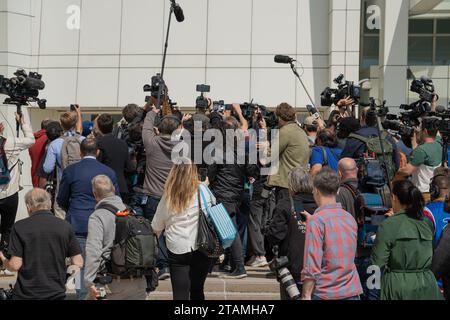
[
  {"x1": 84, "y1": 195, "x2": 125, "y2": 288},
  {"x1": 142, "y1": 110, "x2": 178, "y2": 198}
]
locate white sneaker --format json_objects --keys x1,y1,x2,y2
[
  {"x1": 0, "y1": 269, "x2": 15, "y2": 277},
  {"x1": 145, "y1": 292, "x2": 152, "y2": 300},
  {"x1": 245, "y1": 255, "x2": 257, "y2": 267},
  {"x1": 250, "y1": 256, "x2": 268, "y2": 268}
]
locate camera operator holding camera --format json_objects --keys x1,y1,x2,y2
[
  {"x1": 266, "y1": 167, "x2": 317, "y2": 300},
  {"x1": 0, "y1": 111, "x2": 35, "y2": 255},
  {"x1": 265, "y1": 103, "x2": 309, "y2": 207},
  {"x1": 397, "y1": 118, "x2": 443, "y2": 203}
]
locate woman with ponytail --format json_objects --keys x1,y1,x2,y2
[{"x1": 371, "y1": 180, "x2": 443, "y2": 300}]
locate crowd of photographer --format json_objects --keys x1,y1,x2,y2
[{"x1": 1, "y1": 69, "x2": 450, "y2": 302}]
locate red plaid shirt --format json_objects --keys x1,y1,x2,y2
[{"x1": 301, "y1": 203, "x2": 363, "y2": 300}]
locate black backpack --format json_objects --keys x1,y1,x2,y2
[{"x1": 97, "y1": 203, "x2": 158, "y2": 276}]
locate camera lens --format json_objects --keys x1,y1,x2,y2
[{"x1": 279, "y1": 268, "x2": 301, "y2": 300}]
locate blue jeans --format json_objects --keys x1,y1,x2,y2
[
  {"x1": 355, "y1": 256, "x2": 381, "y2": 301},
  {"x1": 312, "y1": 294, "x2": 361, "y2": 301},
  {"x1": 76, "y1": 236, "x2": 88, "y2": 300},
  {"x1": 144, "y1": 196, "x2": 169, "y2": 270}
]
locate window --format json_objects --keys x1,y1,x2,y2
[
  {"x1": 436, "y1": 37, "x2": 450, "y2": 65},
  {"x1": 408, "y1": 18, "x2": 450, "y2": 65},
  {"x1": 408, "y1": 37, "x2": 433, "y2": 65},
  {"x1": 360, "y1": 0, "x2": 381, "y2": 75}
]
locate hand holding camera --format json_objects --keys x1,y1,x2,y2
[{"x1": 14, "y1": 112, "x2": 24, "y2": 126}]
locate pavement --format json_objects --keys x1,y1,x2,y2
[{"x1": 0, "y1": 267, "x2": 281, "y2": 300}]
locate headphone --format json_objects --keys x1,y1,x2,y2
[{"x1": 430, "y1": 174, "x2": 448, "y2": 200}]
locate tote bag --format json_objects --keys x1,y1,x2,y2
[{"x1": 199, "y1": 185, "x2": 237, "y2": 249}]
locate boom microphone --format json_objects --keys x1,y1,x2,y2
[
  {"x1": 172, "y1": 1, "x2": 185, "y2": 22},
  {"x1": 274, "y1": 55, "x2": 295, "y2": 64}
]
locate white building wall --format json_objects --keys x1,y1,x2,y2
[
  {"x1": 0, "y1": 0, "x2": 361, "y2": 222},
  {"x1": 1, "y1": 0, "x2": 343, "y2": 112}
]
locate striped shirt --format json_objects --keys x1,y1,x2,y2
[{"x1": 301, "y1": 203, "x2": 363, "y2": 300}]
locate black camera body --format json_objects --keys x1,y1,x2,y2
[
  {"x1": 320, "y1": 74, "x2": 361, "y2": 107},
  {"x1": 212, "y1": 100, "x2": 233, "y2": 113},
  {"x1": 382, "y1": 118, "x2": 415, "y2": 138},
  {"x1": 410, "y1": 77, "x2": 436, "y2": 103},
  {"x1": 144, "y1": 73, "x2": 167, "y2": 100},
  {"x1": 269, "y1": 255, "x2": 289, "y2": 272},
  {"x1": 241, "y1": 102, "x2": 278, "y2": 129},
  {"x1": 195, "y1": 84, "x2": 210, "y2": 109},
  {"x1": 0, "y1": 69, "x2": 46, "y2": 108}
]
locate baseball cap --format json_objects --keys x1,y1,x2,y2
[
  {"x1": 82, "y1": 121, "x2": 94, "y2": 137},
  {"x1": 303, "y1": 116, "x2": 318, "y2": 126}
]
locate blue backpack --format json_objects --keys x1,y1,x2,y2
[{"x1": 0, "y1": 138, "x2": 11, "y2": 186}]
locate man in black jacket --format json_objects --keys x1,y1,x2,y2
[
  {"x1": 266, "y1": 167, "x2": 317, "y2": 300},
  {"x1": 96, "y1": 114, "x2": 134, "y2": 204},
  {"x1": 208, "y1": 105, "x2": 259, "y2": 279}
]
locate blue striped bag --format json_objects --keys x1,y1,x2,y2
[{"x1": 199, "y1": 185, "x2": 237, "y2": 249}]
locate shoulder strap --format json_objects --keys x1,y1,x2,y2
[
  {"x1": 349, "y1": 133, "x2": 370, "y2": 144},
  {"x1": 96, "y1": 203, "x2": 120, "y2": 215},
  {"x1": 321, "y1": 147, "x2": 328, "y2": 167},
  {"x1": 340, "y1": 182, "x2": 360, "y2": 200},
  {"x1": 199, "y1": 184, "x2": 216, "y2": 205}
]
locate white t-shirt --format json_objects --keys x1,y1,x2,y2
[{"x1": 151, "y1": 184, "x2": 215, "y2": 255}]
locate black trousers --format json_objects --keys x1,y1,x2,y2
[
  {"x1": 0, "y1": 192, "x2": 19, "y2": 249},
  {"x1": 222, "y1": 201, "x2": 244, "y2": 270},
  {"x1": 168, "y1": 250, "x2": 213, "y2": 300}
]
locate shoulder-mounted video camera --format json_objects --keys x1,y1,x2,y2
[
  {"x1": 0, "y1": 69, "x2": 46, "y2": 108},
  {"x1": 320, "y1": 74, "x2": 361, "y2": 107}
]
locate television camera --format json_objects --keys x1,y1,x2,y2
[
  {"x1": 0, "y1": 69, "x2": 46, "y2": 109},
  {"x1": 320, "y1": 74, "x2": 361, "y2": 107}
]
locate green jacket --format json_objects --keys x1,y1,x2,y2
[
  {"x1": 371, "y1": 210, "x2": 444, "y2": 300},
  {"x1": 267, "y1": 122, "x2": 309, "y2": 189}
]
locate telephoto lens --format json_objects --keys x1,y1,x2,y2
[{"x1": 278, "y1": 268, "x2": 301, "y2": 300}]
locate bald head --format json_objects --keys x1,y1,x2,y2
[
  {"x1": 25, "y1": 188, "x2": 52, "y2": 214},
  {"x1": 338, "y1": 158, "x2": 358, "y2": 180}
]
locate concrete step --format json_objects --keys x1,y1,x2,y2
[
  {"x1": 148, "y1": 291, "x2": 280, "y2": 300},
  {"x1": 1, "y1": 267, "x2": 282, "y2": 301},
  {"x1": 156, "y1": 275, "x2": 280, "y2": 294}
]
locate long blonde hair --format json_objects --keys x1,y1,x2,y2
[{"x1": 164, "y1": 158, "x2": 199, "y2": 215}]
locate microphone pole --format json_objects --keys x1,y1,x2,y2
[
  {"x1": 156, "y1": 0, "x2": 178, "y2": 111},
  {"x1": 288, "y1": 61, "x2": 316, "y2": 109}
]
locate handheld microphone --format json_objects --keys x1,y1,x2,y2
[
  {"x1": 274, "y1": 55, "x2": 295, "y2": 64},
  {"x1": 171, "y1": 1, "x2": 185, "y2": 22}
]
